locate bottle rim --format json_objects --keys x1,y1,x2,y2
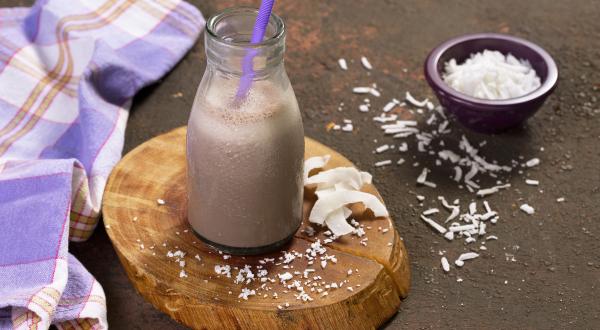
[{"x1": 205, "y1": 7, "x2": 285, "y2": 49}]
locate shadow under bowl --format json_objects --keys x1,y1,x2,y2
[{"x1": 424, "y1": 33, "x2": 558, "y2": 134}]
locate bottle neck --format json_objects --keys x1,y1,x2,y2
[{"x1": 205, "y1": 7, "x2": 286, "y2": 78}]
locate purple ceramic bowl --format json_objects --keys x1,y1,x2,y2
[{"x1": 424, "y1": 33, "x2": 558, "y2": 133}]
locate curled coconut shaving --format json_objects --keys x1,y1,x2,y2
[
  {"x1": 304, "y1": 155, "x2": 331, "y2": 181},
  {"x1": 303, "y1": 155, "x2": 388, "y2": 236}
]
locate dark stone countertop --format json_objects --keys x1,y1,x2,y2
[{"x1": 4, "y1": 0, "x2": 600, "y2": 329}]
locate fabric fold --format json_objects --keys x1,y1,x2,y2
[{"x1": 0, "y1": 0, "x2": 204, "y2": 328}]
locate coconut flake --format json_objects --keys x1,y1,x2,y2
[
  {"x1": 457, "y1": 252, "x2": 479, "y2": 261},
  {"x1": 525, "y1": 158, "x2": 540, "y2": 167},
  {"x1": 304, "y1": 155, "x2": 331, "y2": 181},
  {"x1": 405, "y1": 91, "x2": 428, "y2": 107},
  {"x1": 443, "y1": 50, "x2": 541, "y2": 100},
  {"x1": 476, "y1": 184, "x2": 511, "y2": 197},
  {"x1": 360, "y1": 56, "x2": 372, "y2": 70},
  {"x1": 520, "y1": 204, "x2": 535, "y2": 215},
  {"x1": 420, "y1": 215, "x2": 447, "y2": 234},
  {"x1": 338, "y1": 58, "x2": 348, "y2": 70},
  {"x1": 305, "y1": 167, "x2": 369, "y2": 190},
  {"x1": 441, "y1": 257, "x2": 450, "y2": 272},
  {"x1": 324, "y1": 208, "x2": 355, "y2": 236},
  {"x1": 353, "y1": 87, "x2": 371, "y2": 94},
  {"x1": 525, "y1": 179, "x2": 539, "y2": 186},
  {"x1": 374, "y1": 160, "x2": 392, "y2": 167},
  {"x1": 309, "y1": 190, "x2": 388, "y2": 225},
  {"x1": 375, "y1": 144, "x2": 390, "y2": 153}
]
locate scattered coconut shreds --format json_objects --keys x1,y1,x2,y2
[
  {"x1": 324, "y1": 52, "x2": 548, "y2": 281},
  {"x1": 556, "y1": 197, "x2": 566, "y2": 203},
  {"x1": 156, "y1": 199, "x2": 165, "y2": 205},
  {"x1": 338, "y1": 58, "x2": 348, "y2": 71},
  {"x1": 441, "y1": 257, "x2": 450, "y2": 272},
  {"x1": 520, "y1": 204, "x2": 535, "y2": 215},
  {"x1": 360, "y1": 56, "x2": 372, "y2": 70},
  {"x1": 238, "y1": 288, "x2": 256, "y2": 300}
]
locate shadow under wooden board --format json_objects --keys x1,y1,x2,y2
[{"x1": 102, "y1": 126, "x2": 410, "y2": 329}]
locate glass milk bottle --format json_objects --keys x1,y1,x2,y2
[{"x1": 186, "y1": 8, "x2": 304, "y2": 255}]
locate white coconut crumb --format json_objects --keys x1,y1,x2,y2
[
  {"x1": 238, "y1": 288, "x2": 256, "y2": 300},
  {"x1": 383, "y1": 100, "x2": 398, "y2": 112},
  {"x1": 483, "y1": 201, "x2": 492, "y2": 213},
  {"x1": 556, "y1": 197, "x2": 565, "y2": 203},
  {"x1": 422, "y1": 208, "x2": 439, "y2": 216},
  {"x1": 441, "y1": 257, "x2": 450, "y2": 272},
  {"x1": 278, "y1": 272, "x2": 293, "y2": 283},
  {"x1": 416, "y1": 195, "x2": 426, "y2": 202},
  {"x1": 338, "y1": 58, "x2": 348, "y2": 70},
  {"x1": 420, "y1": 215, "x2": 447, "y2": 234},
  {"x1": 359, "y1": 104, "x2": 369, "y2": 112},
  {"x1": 453, "y1": 166, "x2": 463, "y2": 182},
  {"x1": 525, "y1": 179, "x2": 539, "y2": 186},
  {"x1": 458, "y1": 252, "x2": 480, "y2": 262},
  {"x1": 486, "y1": 235, "x2": 498, "y2": 240},
  {"x1": 525, "y1": 158, "x2": 540, "y2": 167},
  {"x1": 416, "y1": 167, "x2": 429, "y2": 185},
  {"x1": 476, "y1": 184, "x2": 511, "y2": 197},
  {"x1": 156, "y1": 199, "x2": 165, "y2": 205},
  {"x1": 397, "y1": 158, "x2": 405, "y2": 165},
  {"x1": 341, "y1": 123, "x2": 353, "y2": 132},
  {"x1": 375, "y1": 160, "x2": 392, "y2": 167},
  {"x1": 444, "y1": 231, "x2": 454, "y2": 241},
  {"x1": 360, "y1": 56, "x2": 372, "y2": 70},
  {"x1": 352, "y1": 87, "x2": 371, "y2": 94},
  {"x1": 179, "y1": 269, "x2": 188, "y2": 278},
  {"x1": 405, "y1": 91, "x2": 428, "y2": 107},
  {"x1": 214, "y1": 265, "x2": 232, "y2": 278},
  {"x1": 520, "y1": 204, "x2": 535, "y2": 215},
  {"x1": 375, "y1": 144, "x2": 390, "y2": 153}
]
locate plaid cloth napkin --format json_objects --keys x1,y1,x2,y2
[{"x1": 0, "y1": 0, "x2": 203, "y2": 328}]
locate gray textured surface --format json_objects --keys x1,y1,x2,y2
[{"x1": 3, "y1": 0, "x2": 600, "y2": 329}]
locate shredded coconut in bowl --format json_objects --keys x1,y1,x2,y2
[{"x1": 442, "y1": 49, "x2": 541, "y2": 100}]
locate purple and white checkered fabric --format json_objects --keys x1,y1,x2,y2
[{"x1": 0, "y1": 1, "x2": 203, "y2": 328}]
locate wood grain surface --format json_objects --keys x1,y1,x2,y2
[{"x1": 102, "y1": 126, "x2": 410, "y2": 329}]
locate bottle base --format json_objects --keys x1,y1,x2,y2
[{"x1": 191, "y1": 227, "x2": 299, "y2": 256}]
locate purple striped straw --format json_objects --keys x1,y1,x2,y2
[{"x1": 235, "y1": 0, "x2": 275, "y2": 100}]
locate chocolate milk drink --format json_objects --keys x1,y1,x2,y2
[{"x1": 186, "y1": 8, "x2": 304, "y2": 254}]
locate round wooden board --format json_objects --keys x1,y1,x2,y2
[{"x1": 103, "y1": 127, "x2": 410, "y2": 329}]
